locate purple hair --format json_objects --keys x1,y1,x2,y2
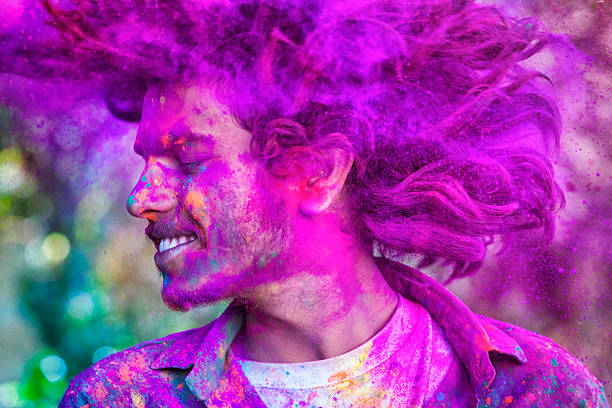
[{"x1": 3, "y1": 0, "x2": 565, "y2": 282}]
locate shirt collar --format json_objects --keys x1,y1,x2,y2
[
  {"x1": 150, "y1": 257, "x2": 527, "y2": 403},
  {"x1": 375, "y1": 257, "x2": 528, "y2": 396},
  {"x1": 151, "y1": 305, "x2": 268, "y2": 407}
]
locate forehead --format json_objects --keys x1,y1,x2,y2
[{"x1": 134, "y1": 80, "x2": 249, "y2": 156}]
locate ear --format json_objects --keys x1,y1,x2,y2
[{"x1": 299, "y1": 148, "x2": 354, "y2": 216}]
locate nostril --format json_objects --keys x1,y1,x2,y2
[{"x1": 140, "y1": 210, "x2": 161, "y2": 222}]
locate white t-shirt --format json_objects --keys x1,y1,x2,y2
[{"x1": 234, "y1": 296, "x2": 463, "y2": 407}]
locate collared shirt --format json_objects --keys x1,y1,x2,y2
[
  {"x1": 59, "y1": 258, "x2": 609, "y2": 407},
  {"x1": 234, "y1": 294, "x2": 469, "y2": 407}
]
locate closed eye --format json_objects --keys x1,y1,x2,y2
[{"x1": 179, "y1": 158, "x2": 214, "y2": 174}]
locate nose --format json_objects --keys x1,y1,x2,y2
[{"x1": 127, "y1": 160, "x2": 178, "y2": 221}]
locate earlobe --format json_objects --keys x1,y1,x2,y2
[
  {"x1": 298, "y1": 149, "x2": 354, "y2": 217},
  {"x1": 299, "y1": 194, "x2": 334, "y2": 216}
]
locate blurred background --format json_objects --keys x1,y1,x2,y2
[{"x1": 0, "y1": 0, "x2": 610, "y2": 407}]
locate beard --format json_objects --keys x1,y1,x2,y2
[{"x1": 158, "y1": 185, "x2": 293, "y2": 312}]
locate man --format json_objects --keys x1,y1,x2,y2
[{"x1": 15, "y1": 0, "x2": 605, "y2": 406}]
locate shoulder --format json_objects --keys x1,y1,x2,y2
[
  {"x1": 58, "y1": 325, "x2": 212, "y2": 408},
  {"x1": 480, "y1": 316, "x2": 609, "y2": 408}
]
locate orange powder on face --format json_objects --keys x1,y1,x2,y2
[
  {"x1": 184, "y1": 191, "x2": 211, "y2": 235},
  {"x1": 185, "y1": 190, "x2": 206, "y2": 209},
  {"x1": 161, "y1": 133, "x2": 171, "y2": 148}
]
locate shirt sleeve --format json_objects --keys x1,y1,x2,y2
[
  {"x1": 58, "y1": 376, "x2": 94, "y2": 408},
  {"x1": 482, "y1": 337, "x2": 609, "y2": 407},
  {"x1": 493, "y1": 369, "x2": 609, "y2": 408}
]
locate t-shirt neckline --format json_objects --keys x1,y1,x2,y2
[{"x1": 234, "y1": 294, "x2": 427, "y2": 389}]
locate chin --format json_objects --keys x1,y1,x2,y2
[{"x1": 159, "y1": 273, "x2": 237, "y2": 312}]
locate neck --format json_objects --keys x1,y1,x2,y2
[{"x1": 231, "y1": 214, "x2": 399, "y2": 363}]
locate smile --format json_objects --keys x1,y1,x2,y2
[{"x1": 159, "y1": 235, "x2": 197, "y2": 252}]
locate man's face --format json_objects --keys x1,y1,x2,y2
[{"x1": 127, "y1": 79, "x2": 291, "y2": 310}]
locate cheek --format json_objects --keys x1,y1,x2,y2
[
  {"x1": 182, "y1": 173, "x2": 236, "y2": 236},
  {"x1": 181, "y1": 163, "x2": 225, "y2": 220},
  {"x1": 184, "y1": 188, "x2": 210, "y2": 224},
  {"x1": 181, "y1": 160, "x2": 269, "y2": 243}
]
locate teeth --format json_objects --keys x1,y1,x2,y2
[{"x1": 159, "y1": 235, "x2": 196, "y2": 252}]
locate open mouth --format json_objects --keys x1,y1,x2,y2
[
  {"x1": 153, "y1": 232, "x2": 203, "y2": 272},
  {"x1": 158, "y1": 235, "x2": 197, "y2": 252}
]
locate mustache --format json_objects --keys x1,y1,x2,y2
[{"x1": 145, "y1": 215, "x2": 201, "y2": 240}]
